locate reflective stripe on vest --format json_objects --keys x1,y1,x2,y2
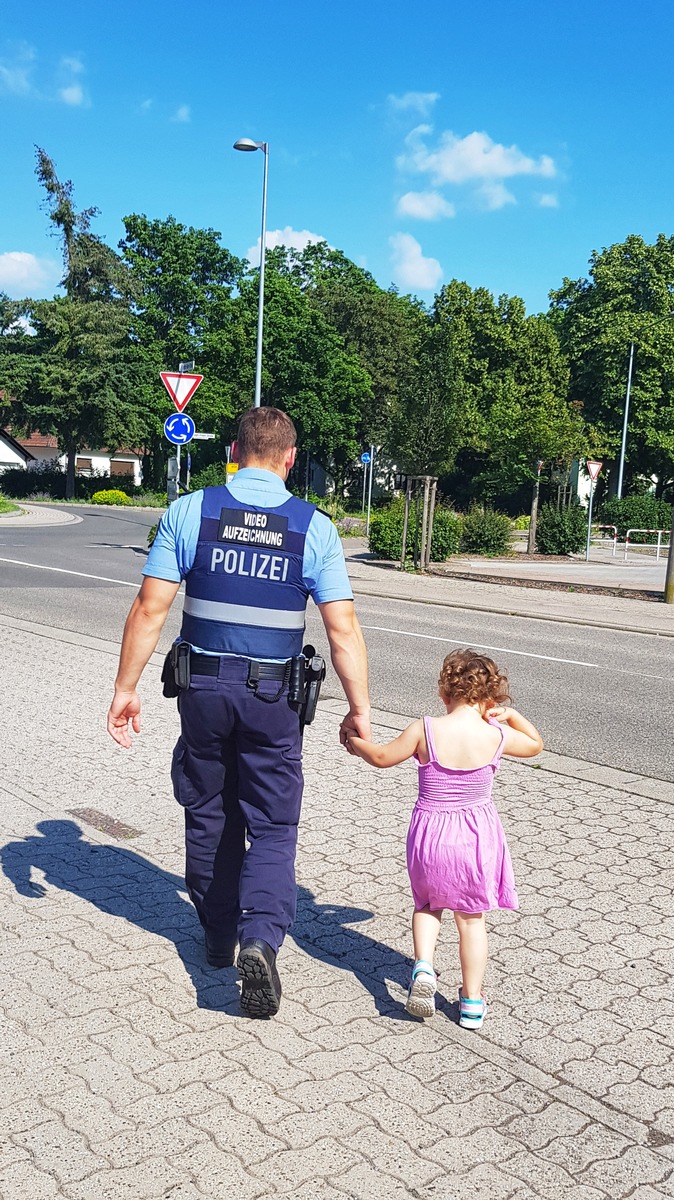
[{"x1": 180, "y1": 485, "x2": 315, "y2": 657}]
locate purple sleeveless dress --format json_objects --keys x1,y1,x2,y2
[{"x1": 406, "y1": 717, "x2": 519, "y2": 914}]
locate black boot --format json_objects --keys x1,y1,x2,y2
[
  {"x1": 237, "y1": 938, "x2": 282, "y2": 1017},
  {"x1": 204, "y1": 933, "x2": 237, "y2": 968}
]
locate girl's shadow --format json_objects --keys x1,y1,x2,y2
[{"x1": 1, "y1": 821, "x2": 445, "y2": 1019}]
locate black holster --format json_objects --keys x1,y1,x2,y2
[
  {"x1": 298, "y1": 644, "x2": 326, "y2": 731},
  {"x1": 162, "y1": 642, "x2": 191, "y2": 697}
]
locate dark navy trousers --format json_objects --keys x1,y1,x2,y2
[{"x1": 170, "y1": 657, "x2": 303, "y2": 954}]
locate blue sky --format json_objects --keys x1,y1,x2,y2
[{"x1": 1, "y1": 0, "x2": 673, "y2": 314}]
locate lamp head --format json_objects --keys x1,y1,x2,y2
[{"x1": 234, "y1": 137, "x2": 266, "y2": 152}]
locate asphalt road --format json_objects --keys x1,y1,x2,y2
[{"x1": 2, "y1": 504, "x2": 673, "y2": 780}]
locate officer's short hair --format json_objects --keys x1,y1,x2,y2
[{"x1": 237, "y1": 407, "x2": 297, "y2": 462}]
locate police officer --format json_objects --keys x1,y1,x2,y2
[{"x1": 107, "y1": 407, "x2": 371, "y2": 1018}]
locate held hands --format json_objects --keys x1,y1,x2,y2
[
  {"x1": 340, "y1": 709, "x2": 371, "y2": 754},
  {"x1": 107, "y1": 689, "x2": 141, "y2": 748}
]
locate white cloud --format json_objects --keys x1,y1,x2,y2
[
  {"x1": 397, "y1": 190, "x2": 455, "y2": 220},
  {"x1": 388, "y1": 91, "x2": 440, "y2": 117},
  {"x1": 389, "y1": 233, "x2": 443, "y2": 291},
  {"x1": 59, "y1": 83, "x2": 84, "y2": 106},
  {"x1": 140, "y1": 98, "x2": 153, "y2": 111},
  {"x1": 0, "y1": 43, "x2": 36, "y2": 96},
  {"x1": 476, "y1": 182, "x2": 516, "y2": 211},
  {"x1": 398, "y1": 126, "x2": 556, "y2": 184},
  {"x1": 246, "y1": 226, "x2": 331, "y2": 267},
  {"x1": 537, "y1": 192, "x2": 559, "y2": 208},
  {"x1": 0, "y1": 251, "x2": 60, "y2": 298},
  {"x1": 172, "y1": 104, "x2": 190, "y2": 123}
]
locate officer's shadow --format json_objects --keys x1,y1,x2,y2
[
  {"x1": 0, "y1": 821, "x2": 429, "y2": 1020},
  {"x1": 0, "y1": 820, "x2": 241, "y2": 1014}
]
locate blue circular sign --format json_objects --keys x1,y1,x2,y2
[
  {"x1": 361, "y1": 451, "x2": 371, "y2": 464},
  {"x1": 164, "y1": 413, "x2": 195, "y2": 445}
]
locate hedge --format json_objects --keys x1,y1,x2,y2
[{"x1": 599, "y1": 495, "x2": 672, "y2": 542}]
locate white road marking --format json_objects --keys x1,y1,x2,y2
[
  {"x1": 0, "y1": 557, "x2": 139, "y2": 588},
  {"x1": 360, "y1": 624, "x2": 600, "y2": 668}
]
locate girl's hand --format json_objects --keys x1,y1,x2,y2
[{"x1": 485, "y1": 705, "x2": 514, "y2": 723}]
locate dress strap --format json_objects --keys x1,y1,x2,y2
[
  {"x1": 423, "y1": 717, "x2": 438, "y2": 763},
  {"x1": 487, "y1": 716, "x2": 507, "y2": 764}
]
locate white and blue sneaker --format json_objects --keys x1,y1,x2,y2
[
  {"x1": 459, "y1": 990, "x2": 487, "y2": 1030},
  {"x1": 405, "y1": 960, "x2": 437, "y2": 1019}
]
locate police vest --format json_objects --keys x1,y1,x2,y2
[{"x1": 180, "y1": 485, "x2": 316, "y2": 658}]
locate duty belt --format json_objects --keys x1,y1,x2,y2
[{"x1": 189, "y1": 653, "x2": 290, "y2": 681}]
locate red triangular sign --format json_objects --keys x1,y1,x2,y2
[
  {"x1": 587, "y1": 460, "x2": 602, "y2": 481},
  {"x1": 160, "y1": 372, "x2": 203, "y2": 413}
]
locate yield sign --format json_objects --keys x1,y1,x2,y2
[
  {"x1": 587, "y1": 460, "x2": 602, "y2": 482},
  {"x1": 160, "y1": 371, "x2": 203, "y2": 413}
]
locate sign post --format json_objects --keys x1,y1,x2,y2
[
  {"x1": 360, "y1": 450, "x2": 371, "y2": 514},
  {"x1": 585, "y1": 460, "x2": 603, "y2": 561},
  {"x1": 365, "y1": 445, "x2": 375, "y2": 537}
]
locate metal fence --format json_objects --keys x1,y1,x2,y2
[{"x1": 623, "y1": 528, "x2": 671, "y2": 561}]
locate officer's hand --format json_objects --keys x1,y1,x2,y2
[
  {"x1": 340, "y1": 710, "x2": 371, "y2": 752},
  {"x1": 107, "y1": 689, "x2": 141, "y2": 748}
]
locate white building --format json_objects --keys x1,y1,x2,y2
[
  {"x1": 0, "y1": 430, "x2": 36, "y2": 473},
  {"x1": 8, "y1": 433, "x2": 143, "y2": 487}
]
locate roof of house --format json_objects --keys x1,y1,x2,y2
[
  {"x1": 0, "y1": 430, "x2": 36, "y2": 462},
  {"x1": 7, "y1": 431, "x2": 141, "y2": 457}
]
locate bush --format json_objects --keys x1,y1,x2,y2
[
  {"x1": 0, "y1": 463, "x2": 66, "y2": 499},
  {"x1": 536, "y1": 502, "x2": 587, "y2": 555},
  {"x1": 430, "y1": 508, "x2": 462, "y2": 559},
  {"x1": 369, "y1": 497, "x2": 461, "y2": 562},
  {"x1": 460, "y1": 508, "x2": 513, "y2": 556},
  {"x1": 91, "y1": 489, "x2": 132, "y2": 506},
  {"x1": 0, "y1": 462, "x2": 139, "y2": 501},
  {"x1": 600, "y1": 494, "x2": 671, "y2": 542},
  {"x1": 512, "y1": 514, "x2": 530, "y2": 530},
  {"x1": 190, "y1": 462, "x2": 229, "y2": 489}
]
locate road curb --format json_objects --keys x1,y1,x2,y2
[{"x1": 349, "y1": 582, "x2": 674, "y2": 638}]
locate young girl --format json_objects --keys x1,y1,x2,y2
[{"x1": 346, "y1": 648, "x2": 543, "y2": 1029}]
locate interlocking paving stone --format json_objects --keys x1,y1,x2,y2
[{"x1": 2, "y1": 618, "x2": 674, "y2": 1197}]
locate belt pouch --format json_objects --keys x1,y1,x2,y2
[{"x1": 161, "y1": 650, "x2": 179, "y2": 698}]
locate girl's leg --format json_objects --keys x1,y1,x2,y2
[
  {"x1": 412, "y1": 905, "x2": 443, "y2": 967},
  {"x1": 406, "y1": 906, "x2": 443, "y2": 1019},
  {"x1": 454, "y1": 911, "x2": 487, "y2": 1000}
]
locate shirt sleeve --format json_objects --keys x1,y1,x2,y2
[
  {"x1": 303, "y1": 511, "x2": 354, "y2": 604},
  {"x1": 142, "y1": 491, "x2": 203, "y2": 582}
]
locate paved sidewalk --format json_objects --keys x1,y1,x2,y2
[{"x1": 1, "y1": 615, "x2": 674, "y2": 1198}]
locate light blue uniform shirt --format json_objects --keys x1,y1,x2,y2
[{"x1": 144, "y1": 468, "x2": 353, "y2": 624}]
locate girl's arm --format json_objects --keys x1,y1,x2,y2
[
  {"x1": 488, "y1": 707, "x2": 543, "y2": 758},
  {"x1": 347, "y1": 719, "x2": 425, "y2": 768}
]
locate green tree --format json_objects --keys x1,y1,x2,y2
[
  {"x1": 232, "y1": 264, "x2": 372, "y2": 489},
  {"x1": 427, "y1": 281, "x2": 584, "y2": 505},
  {"x1": 1, "y1": 150, "x2": 143, "y2": 498},
  {"x1": 119, "y1": 215, "x2": 245, "y2": 486},
  {"x1": 275, "y1": 243, "x2": 429, "y2": 453},
  {"x1": 549, "y1": 234, "x2": 674, "y2": 497}
]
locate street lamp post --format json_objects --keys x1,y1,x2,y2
[
  {"x1": 616, "y1": 310, "x2": 674, "y2": 498},
  {"x1": 234, "y1": 138, "x2": 269, "y2": 408}
]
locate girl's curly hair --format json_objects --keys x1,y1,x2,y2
[{"x1": 438, "y1": 648, "x2": 511, "y2": 708}]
